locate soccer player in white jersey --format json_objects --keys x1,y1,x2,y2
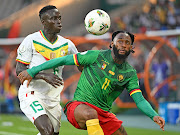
[{"x1": 16, "y1": 5, "x2": 81, "y2": 135}]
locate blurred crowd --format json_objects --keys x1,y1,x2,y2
[{"x1": 113, "y1": 0, "x2": 180, "y2": 33}]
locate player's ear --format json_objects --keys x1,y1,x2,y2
[
  {"x1": 131, "y1": 46, "x2": 135, "y2": 53},
  {"x1": 130, "y1": 45, "x2": 133, "y2": 50},
  {"x1": 110, "y1": 41, "x2": 113, "y2": 48},
  {"x1": 41, "y1": 19, "x2": 45, "y2": 24}
]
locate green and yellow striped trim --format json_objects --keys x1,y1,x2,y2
[
  {"x1": 129, "y1": 89, "x2": 141, "y2": 96},
  {"x1": 39, "y1": 30, "x2": 58, "y2": 45},
  {"x1": 16, "y1": 59, "x2": 30, "y2": 65}
]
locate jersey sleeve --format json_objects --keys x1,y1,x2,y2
[
  {"x1": 68, "y1": 39, "x2": 78, "y2": 54},
  {"x1": 16, "y1": 35, "x2": 32, "y2": 65},
  {"x1": 125, "y1": 70, "x2": 141, "y2": 96},
  {"x1": 73, "y1": 50, "x2": 100, "y2": 66},
  {"x1": 27, "y1": 54, "x2": 75, "y2": 77},
  {"x1": 131, "y1": 92, "x2": 159, "y2": 120},
  {"x1": 27, "y1": 50, "x2": 99, "y2": 77}
]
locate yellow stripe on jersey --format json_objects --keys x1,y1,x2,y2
[
  {"x1": 33, "y1": 40, "x2": 68, "y2": 60},
  {"x1": 129, "y1": 89, "x2": 141, "y2": 96},
  {"x1": 16, "y1": 59, "x2": 30, "y2": 65},
  {"x1": 73, "y1": 54, "x2": 79, "y2": 66}
]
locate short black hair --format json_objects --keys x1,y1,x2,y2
[
  {"x1": 112, "y1": 30, "x2": 134, "y2": 45},
  {"x1": 110, "y1": 30, "x2": 135, "y2": 53},
  {"x1": 39, "y1": 5, "x2": 57, "y2": 19}
]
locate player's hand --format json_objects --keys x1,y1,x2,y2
[
  {"x1": 17, "y1": 70, "x2": 33, "y2": 87},
  {"x1": 37, "y1": 73, "x2": 63, "y2": 88},
  {"x1": 153, "y1": 116, "x2": 165, "y2": 131}
]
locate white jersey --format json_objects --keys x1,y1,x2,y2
[{"x1": 16, "y1": 30, "x2": 78, "y2": 106}]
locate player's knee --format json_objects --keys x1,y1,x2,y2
[
  {"x1": 83, "y1": 108, "x2": 98, "y2": 120},
  {"x1": 39, "y1": 124, "x2": 54, "y2": 135}
]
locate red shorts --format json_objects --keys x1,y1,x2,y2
[{"x1": 63, "y1": 101, "x2": 123, "y2": 135}]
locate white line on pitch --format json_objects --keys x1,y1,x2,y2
[
  {"x1": 0, "y1": 131, "x2": 25, "y2": 135},
  {"x1": 18, "y1": 127, "x2": 37, "y2": 132}
]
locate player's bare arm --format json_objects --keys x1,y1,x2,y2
[
  {"x1": 16, "y1": 62, "x2": 28, "y2": 76},
  {"x1": 77, "y1": 65, "x2": 84, "y2": 72},
  {"x1": 34, "y1": 72, "x2": 63, "y2": 88},
  {"x1": 16, "y1": 62, "x2": 63, "y2": 87},
  {"x1": 18, "y1": 70, "x2": 62, "y2": 88},
  {"x1": 153, "y1": 116, "x2": 165, "y2": 131}
]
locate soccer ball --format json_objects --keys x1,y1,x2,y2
[{"x1": 84, "y1": 9, "x2": 111, "y2": 35}]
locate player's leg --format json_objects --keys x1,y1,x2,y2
[
  {"x1": 34, "y1": 114, "x2": 54, "y2": 135},
  {"x1": 112, "y1": 125, "x2": 128, "y2": 135},
  {"x1": 74, "y1": 103, "x2": 104, "y2": 135},
  {"x1": 45, "y1": 104, "x2": 62, "y2": 135},
  {"x1": 19, "y1": 92, "x2": 54, "y2": 135}
]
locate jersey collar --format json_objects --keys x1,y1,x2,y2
[{"x1": 39, "y1": 30, "x2": 59, "y2": 45}]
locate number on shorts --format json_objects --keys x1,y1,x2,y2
[{"x1": 30, "y1": 101, "x2": 43, "y2": 113}]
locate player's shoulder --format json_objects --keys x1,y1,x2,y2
[
  {"x1": 88, "y1": 49, "x2": 101, "y2": 54},
  {"x1": 57, "y1": 35, "x2": 71, "y2": 42},
  {"x1": 125, "y1": 62, "x2": 137, "y2": 72},
  {"x1": 79, "y1": 49, "x2": 100, "y2": 55},
  {"x1": 57, "y1": 34, "x2": 75, "y2": 45},
  {"x1": 24, "y1": 31, "x2": 40, "y2": 40},
  {"x1": 98, "y1": 49, "x2": 111, "y2": 57},
  {"x1": 99, "y1": 49, "x2": 110, "y2": 54}
]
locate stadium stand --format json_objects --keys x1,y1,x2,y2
[{"x1": 0, "y1": 0, "x2": 40, "y2": 20}]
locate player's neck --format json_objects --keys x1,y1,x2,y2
[{"x1": 43, "y1": 29, "x2": 58, "y2": 43}]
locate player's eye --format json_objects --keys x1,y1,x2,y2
[
  {"x1": 126, "y1": 41, "x2": 130, "y2": 45},
  {"x1": 118, "y1": 41, "x2": 123, "y2": 44}
]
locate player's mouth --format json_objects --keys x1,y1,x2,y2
[
  {"x1": 57, "y1": 25, "x2": 62, "y2": 29},
  {"x1": 119, "y1": 50, "x2": 126, "y2": 53}
]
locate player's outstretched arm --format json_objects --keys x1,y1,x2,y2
[
  {"x1": 28, "y1": 54, "x2": 75, "y2": 77},
  {"x1": 131, "y1": 92, "x2": 165, "y2": 131},
  {"x1": 18, "y1": 54, "x2": 75, "y2": 86}
]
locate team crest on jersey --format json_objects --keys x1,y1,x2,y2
[
  {"x1": 117, "y1": 74, "x2": 124, "y2": 82},
  {"x1": 101, "y1": 63, "x2": 107, "y2": 70},
  {"x1": 60, "y1": 49, "x2": 66, "y2": 56}
]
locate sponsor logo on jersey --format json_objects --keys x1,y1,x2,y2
[
  {"x1": 39, "y1": 49, "x2": 45, "y2": 52},
  {"x1": 117, "y1": 74, "x2": 124, "y2": 81},
  {"x1": 101, "y1": 63, "x2": 107, "y2": 70},
  {"x1": 109, "y1": 70, "x2": 115, "y2": 75}
]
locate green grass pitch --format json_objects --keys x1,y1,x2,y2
[{"x1": 0, "y1": 114, "x2": 179, "y2": 135}]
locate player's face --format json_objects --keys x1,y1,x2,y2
[
  {"x1": 112, "y1": 33, "x2": 132, "y2": 59},
  {"x1": 41, "y1": 9, "x2": 62, "y2": 33}
]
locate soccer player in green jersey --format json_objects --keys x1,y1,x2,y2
[{"x1": 18, "y1": 31, "x2": 165, "y2": 135}]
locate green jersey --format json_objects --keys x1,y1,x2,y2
[
  {"x1": 73, "y1": 50, "x2": 140, "y2": 111},
  {"x1": 28, "y1": 49, "x2": 159, "y2": 120}
]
